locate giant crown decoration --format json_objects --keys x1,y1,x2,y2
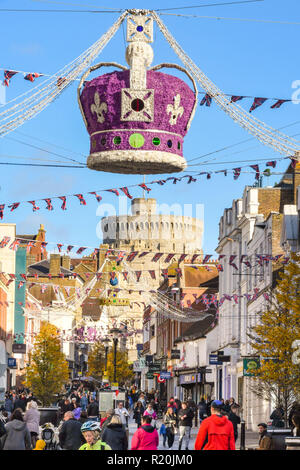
[{"x1": 78, "y1": 13, "x2": 198, "y2": 174}]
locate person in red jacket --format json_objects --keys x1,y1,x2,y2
[
  {"x1": 131, "y1": 416, "x2": 159, "y2": 450},
  {"x1": 194, "y1": 400, "x2": 235, "y2": 451}
]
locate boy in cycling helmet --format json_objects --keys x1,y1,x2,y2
[{"x1": 79, "y1": 421, "x2": 111, "y2": 450}]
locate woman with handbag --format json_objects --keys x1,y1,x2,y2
[{"x1": 163, "y1": 407, "x2": 178, "y2": 449}]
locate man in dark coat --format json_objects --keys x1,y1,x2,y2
[
  {"x1": 228, "y1": 405, "x2": 241, "y2": 442},
  {"x1": 58, "y1": 411, "x2": 84, "y2": 450},
  {"x1": 13, "y1": 394, "x2": 26, "y2": 412},
  {"x1": 87, "y1": 398, "x2": 99, "y2": 421},
  {"x1": 178, "y1": 402, "x2": 194, "y2": 450}
]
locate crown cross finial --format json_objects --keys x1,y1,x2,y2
[
  {"x1": 90, "y1": 92, "x2": 107, "y2": 123},
  {"x1": 167, "y1": 94, "x2": 184, "y2": 126}
]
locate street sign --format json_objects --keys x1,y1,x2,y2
[
  {"x1": 146, "y1": 373, "x2": 154, "y2": 379},
  {"x1": 157, "y1": 374, "x2": 166, "y2": 383},
  {"x1": 160, "y1": 371, "x2": 171, "y2": 380},
  {"x1": 149, "y1": 362, "x2": 161, "y2": 372},
  {"x1": 209, "y1": 354, "x2": 223, "y2": 365},
  {"x1": 243, "y1": 358, "x2": 260, "y2": 376},
  {"x1": 218, "y1": 355, "x2": 231, "y2": 362},
  {"x1": 145, "y1": 355, "x2": 153, "y2": 365},
  {"x1": 7, "y1": 358, "x2": 17, "y2": 369},
  {"x1": 12, "y1": 343, "x2": 26, "y2": 354},
  {"x1": 171, "y1": 349, "x2": 180, "y2": 359}
]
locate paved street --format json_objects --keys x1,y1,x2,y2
[{"x1": 127, "y1": 417, "x2": 258, "y2": 451}]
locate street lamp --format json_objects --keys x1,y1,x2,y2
[
  {"x1": 102, "y1": 337, "x2": 110, "y2": 383},
  {"x1": 110, "y1": 328, "x2": 121, "y2": 384}
]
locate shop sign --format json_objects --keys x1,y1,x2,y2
[
  {"x1": 7, "y1": 358, "x2": 17, "y2": 369},
  {"x1": 160, "y1": 371, "x2": 171, "y2": 380},
  {"x1": 148, "y1": 362, "x2": 161, "y2": 372},
  {"x1": 179, "y1": 373, "x2": 197, "y2": 385},
  {"x1": 12, "y1": 343, "x2": 26, "y2": 354},
  {"x1": 171, "y1": 349, "x2": 180, "y2": 359},
  {"x1": 243, "y1": 357, "x2": 260, "y2": 376},
  {"x1": 209, "y1": 354, "x2": 223, "y2": 365}
]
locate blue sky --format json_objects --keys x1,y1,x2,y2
[{"x1": 1, "y1": 0, "x2": 300, "y2": 256}]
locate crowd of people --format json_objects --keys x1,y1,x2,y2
[{"x1": 1, "y1": 385, "x2": 300, "y2": 451}]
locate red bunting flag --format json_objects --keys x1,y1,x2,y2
[
  {"x1": 44, "y1": 198, "x2": 53, "y2": 211},
  {"x1": 28, "y1": 201, "x2": 40, "y2": 212},
  {"x1": 229, "y1": 255, "x2": 238, "y2": 270},
  {"x1": 57, "y1": 77, "x2": 66, "y2": 87},
  {"x1": 191, "y1": 254, "x2": 200, "y2": 264},
  {"x1": 178, "y1": 254, "x2": 188, "y2": 263},
  {"x1": 96, "y1": 272, "x2": 103, "y2": 280},
  {"x1": 0, "y1": 236, "x2": 11, "y2": 248},
  {"x1": 266, "y1": 161, "x2": 277, "y2": 168},
  {"x1": 233, "y1": 168, "x2": 241, "y2": 180},
  {"x1": 152, "y1": 253, "x2": 163, "y2": 262},
  {"x1": 148, "y1": 270, "x2": 156, "y2": 280},
  {"x1": 40, "y1": 242, "x2": 47, "y2": 254},
  {"x1": 138, "y1": 183, "x2": 151, "y2": 193},
  {"x1": 120, "y1": 187, "x2": 133, "y2": 199},
  {"x1": 165, "y1": 253, "x2": 175, "y2": 263},
  {"x1": 127, "y1": 252, "x2": 138, "y2": 262},
  {"x1": 8, "y1": 202, "x2": 20, "y2": 212},
  {"x1": 24, "y1": 72, "x2": 41, "y2": 82},
  {"x1": 249, "y1": 97, "x2": 267, "y2": 113},
  {"x1": 230, "y1": 95, "x2": 244, "y2": 103},
  {"x1": 93, "y1": 248, "x2": 99, "y2": 259},
  {"x1": 76, "y1": 247, "x2": 87, "y2": 255},
  {"x1": 200, "y1": 93, "x2": 212, "y2": 107},
  {"x1": 203, "y1": 254, "x2": 212, "y2": 263},
  {"x1": 250, "y1": 164, "x2": 260, "y2": 180},
  {"x1": 89, "y1": 191, "x2": 102, "y2": 203},
  {"x1": 0, "y1": 205, "x2": 5, "y2": 220},
  {"x1": 122, "y1": 272, "x2": 128, "y2": 281},
  {"x1": 66, "y1": 245, "x2": 74, "y2": 253},
  {"x1": 74, "y1": 194, "x2": 86, "y2": 205},
  {"x1": 135, "y1": 271, "x2": 142, "y2": 282},
  {"x1": 270, "y1": 99, "x2": 289, "y2": 109},
  {"x1": 26, "y1": 241, "x2": 36, "y2": 253},
  {"x1": 161, "y1": 269, "x2": 168, "y2": 280},
  {"x1": 175, "y1": 268, "x2": 182, "y2": 277},
  {"x1": 9, "y1": 239, "x2": 21, "y2": 251},
  {"x1": 138, "y1": 252, "x2": 150, "y2": 258},
  {"x1": 4, "y1": 70, "x2": 18, "y2": 86},
  {"x1": 106, "y1": 189, "x2": 119, "y2": 197},
  {"x1": 57, "y1": 243, "x2": 63, "y2": 252},
  {"x1": 59, "y1": 196, "x2": 67, "y2": 210}
]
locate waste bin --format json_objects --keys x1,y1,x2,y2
[{"x1": 267, "y1": 428, "x2": 292, "y2": 450}]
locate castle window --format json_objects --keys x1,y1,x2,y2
[
  {"x1": 101, "y1": 137, "x2": 106, "y2": 146},
  {"x1": 167, "y1": 140, "x2": 173, "y2": 148},
  {"x1": 131, "y1": 98, "x2": 145, "y2": 112},
  {"x1": 177, "y1": 142, "x2": 181, "y2": 150},
  {"x1": 152, "y1": 137, "x2": 160, "y2": 146}
]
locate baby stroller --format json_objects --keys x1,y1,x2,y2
[{"x1": 40, "y1": 423, "x2": 60, "y2": 450}]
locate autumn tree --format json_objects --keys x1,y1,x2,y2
[
  {"x1": 87, "y1": 341, "x2": 106, "y2": 379},
  {"x1": 248, "y1": 252, "x2": 300, "y2": 425},
  {"x1": 105, "y1": 350, "x2": 133, "y2": 385},
  {"x1": 24, "y1": 322, "x2": 69, "y2": 406}
]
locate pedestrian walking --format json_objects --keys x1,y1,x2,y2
[
  {"x1": 87, "y1": 397, "x2": 99, "y2": 421},
  {"x1": 24, "y1": 400, "x2": 40, "y2": 448},
  {"x1": 131, "y1": 415, "x2": 159, "y2": 450},
  {"x1": 114, "y1": 401, "x2": 129, "y2": 429},
  {"x1": 177, "y1": 402, "x2": 194, "y2": 450},
  {"x1": 100, "y1": 409, "x2": 115, "y2": 434},
  {"x1": 133, "y1": 401, "x2": 144, "y2": 428},
  {"x1": 198, "y1": 397, "x2": 207, "y2": 422},
  {"x1": 228, "y1": 404, "x2": 241, "y2": 442},
  {"x1": 163, "y1": 407, "x2": 178, "y2": 449},
  {"x1": 143, "y1": 403, "x2": 157, "y2": 428},
  {"x1": 2, "y1": 408, "x2": 31, "y2": 450},
  {"x1": 194, "y1": 400, "x2": 235, "y2": 450},
  {"x1": 101, "y1": 415, "x2": 128, "y2": 450},
  {"x1": 80, "y1": 393, "x2": 89, "y2": 412},
  {"x1": 270, "y1": 406, "x2": 284, "y2": 428},
  {"x1": 58, "y1": 411, "x2": 84, "y2": 450}
]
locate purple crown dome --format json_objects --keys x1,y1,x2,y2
[{"x1": 78, "y1": 17, "x2": 197, "y2": 174}]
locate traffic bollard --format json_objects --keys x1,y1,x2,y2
[{"x1": 240, "y1": 420, "x2": 246, "y2": 450}]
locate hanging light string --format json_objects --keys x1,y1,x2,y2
[
  {"x1": 0, "y1": 11, "x2": 128, "y2": 137},
  {"x1": 152, "y1": 11, "x2": 300, "y2": 156}
]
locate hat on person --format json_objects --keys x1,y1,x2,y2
[
  {"x1": 211, "y1": 400, "x2": 223, "y2": 409},
  {"x1": 34, "y1": 440, "x2": 46, "y2": 450},
  {"x1": 257, "y1": 423, "x2": 268, "y2": 429}
]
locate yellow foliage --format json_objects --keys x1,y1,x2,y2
[
  {"x1": 87, "y1": 341, "x2": 105, "y2": 378},
  {"x1": 105, "y1": 350, "x2": 134, "y2": 385},
  {"x1": 24, "y1": 322, "x2": 69, "y2": 406}
]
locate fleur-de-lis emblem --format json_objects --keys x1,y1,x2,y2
[
  {"x1": 90, "y1": 92, "x2": 107, "y2": 123},
  {"x1": 166, "y1": 94, "x2": 184, "y2": 126}
]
